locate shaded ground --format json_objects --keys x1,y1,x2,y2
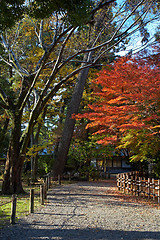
[{"x1": 0, "y1": 179, "x2": 160, "y2": 240}]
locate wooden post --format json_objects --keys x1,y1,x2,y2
[
  {"x1": 117, "y1": 174, "x2": 120, "y2": 190},
  {"x1": 120, "y1": 174, "x2": 122, "y2": 191},
  {"x1": 131, "y1": 175, "x2": 133, "y2": 195},
  {"x1": 136, "y1": 177, "x2": 140, "y2": 196},
  {"x1": 29, "y1": 189, "x2": 34, "y2": 213},
  {"x1": 46, "y1": 176, "x2": 48, "y2": 191},
  {"x1": 119, "y1": 174, "x2": 121, "y2": 190},
  {"x1": 136, "y1": 176, "x2": 139, "y2": 196},
  {"x1": 44, "y1": 182, "x2": 47, "y2": 200},
  {"x1": 158, "y1": 179, "x2": 160, "y2": 204},
  {"x1": 143, "y1": 177, "x2": 146, "y2": 197},
  {"x1": 123, "y1": 174, "x2": 125, "y2": 193},
  {"x1": 10, "y1": 194, "x2": 17, "y2": 224},
  {"x1": 148, "y1": 178, "x2": 150, "y2": 199},
  {"x1": 58, "y1": 175, "x2": 61, "y2": 185},
  {"x1": 139, "y1": 177, "x2": 142, "y2": 197},
  {"x1": 126, "y1": 174, "x2": 129, "y2": 194},
  {"x1": 133, "y1": 177, "x2": 135, "y2": 195},
  {"x1": 48, "y1": 173, "x2": 51, "y2": 189},
  {"x1": 152, "y1": 178, "x2": 155, "y2": 201},
  {"x1": 135, "y1": 175, "x2": 138, "y2": 196},
  {"x1": 40, "y1": 185, "x2": 44, "y2": 205}
]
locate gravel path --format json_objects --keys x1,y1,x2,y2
[{"x1": 1, "y1": 180, "x2": 160, "y2": 240}]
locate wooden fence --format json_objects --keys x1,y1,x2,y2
[
  {"x1": 117, "y1": 171, "x2": 160, "y2": 204},
  {"x1": 0, "y1": 172, "x2": 60, "y2": 224}
]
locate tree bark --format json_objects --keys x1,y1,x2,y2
[
  {"x1": 52, "y1": 52, "x2": 92, "y2": 176},
  {"x1": 2, "y1": 113, "x2": 25, "y2": 194},
  {"x1": 2, "y1": 140, "x2": 25, "y2": 194}
]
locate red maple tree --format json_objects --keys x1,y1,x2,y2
[{"x1": 75, "y1": 56, "x2": 160, "y2": 145}]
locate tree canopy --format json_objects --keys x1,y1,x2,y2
[
  {"x1": 75, "y1": 52, "x2": 160, "y2": 160},
  {"x1": 0, "y1": 0, "x2": 95, "y2": 32}
]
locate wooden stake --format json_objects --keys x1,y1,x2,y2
[
  {"x1": 44, "y1": 182, "x2": 47, "y2": 200},
  {"x1": 158, "y1": 179, "x2": 160, "y2": 204},
  {"x1": 10, "y1": 194, "x2": 17, "y2": 224},
  {"x1": 29, "y1": 189, "x2": 34, "y2": 213},
  {"x1": 40, "y1": 185, "x2": 44, "y2": 205},
  {"x1": 148, "y1": 178, "x2": 150, "y2": 199},
  {"x1": 131, "y1": 175, "x2": 133, "y2": 195},
  {"x1": 152, "y1": 178, "x2": 155, "y2": 201},
  {"x1": 48, "y1": 173, "x2": 51, "y2": 189}
]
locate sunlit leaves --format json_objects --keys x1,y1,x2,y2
[{"x1": 76, "y1": 54, "x2": 160, "y2": 148}]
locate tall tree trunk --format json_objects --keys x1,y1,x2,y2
[
  {"x1": 52, "y1": 52, "x2": 92, "y2": 176},
  {"x1": 2, "y1": 147, "x2": 25, "y2": 194},
  {"x1": 2, "y1": 114, "x2": 26, "y2": 194},
  {"x1": 52, "y1": 6, "x2": 110, "y2": 176}
]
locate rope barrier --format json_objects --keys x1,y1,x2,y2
[
  {"x1": 0, "y1": 200, "x2": 12, "y2": 207},
  {"x1": 0, "y1": 193, "x2": 30, "y2": 207}
]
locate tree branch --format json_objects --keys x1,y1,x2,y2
[
  {"x1": 0, "y1": 88, "x2": 10, "y2": 109},
  {"x1": 1, "y1": 34, "x2": 29, "y2": 76}
]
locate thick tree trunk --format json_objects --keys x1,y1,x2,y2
[
  {"x1": 52, "y1": 53, "x2": 92, "y2": 176},
  {"x1": 2, "y1": 144, "x2": 25, "y2": 194},
  {"x1": 2, "y1": 114, "x2": 25, "y2": 194}
]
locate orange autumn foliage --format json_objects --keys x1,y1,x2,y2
[{"x1": 75, "y1": 56, "x2": 160, "y2": 145}]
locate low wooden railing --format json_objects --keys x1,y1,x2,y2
[
  {"x1": 0, "y1": 172, "x2": 54, "y2": 224},
  {"x1": 117, "y1": 171, "x2": 160, "y2": 204}
]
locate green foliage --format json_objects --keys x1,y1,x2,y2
[
  {"x1": 0, "y1": 0, "x2": 93, "y2": 32},
  {"x1": 0, "y1": 0, "x2": 25, "y2": 32},
  {"x1": 118, "y1": 129, "x2": 160, "y2": 163},
  {"x1": 66, "y1": 134, "x2": 113, "y2": 179},
  {"x1": 153, "y1": 158, "x2": 160, "y2": 178},
  {"x1": 29, "y1": 0, "x2": 93, "y2": 26},
  {"x1": 66, "y1": 138, "x2": 97, "y2": 177},
  {"x1": 38, "y1": 155, "x2": 54, "y2": 175}
]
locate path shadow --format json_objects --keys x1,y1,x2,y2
[{"x1": 1, "y1": 224, "x2": 160, "y2": 240}]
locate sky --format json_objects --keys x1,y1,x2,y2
[
  {"x1": 119, "y1": 21, "x2": 159, "y2": 56},
  {"x1": 114, "y1": 0, "x2": 159, "y2": 56}
]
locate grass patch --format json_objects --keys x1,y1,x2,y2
[
  {"x1": 0, "y1": 206, "x2": 10, "y2": 228},
  {"x1": 0, "y1": 180, "x2": 43, "y2": 229}
]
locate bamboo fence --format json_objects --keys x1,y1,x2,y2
[{"x1": 117, "y1": 171, "x2": 160, "y2": 204}]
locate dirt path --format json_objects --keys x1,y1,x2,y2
[{"x1": 0, "y1": 180, "x2": 160, "y2": 240}]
